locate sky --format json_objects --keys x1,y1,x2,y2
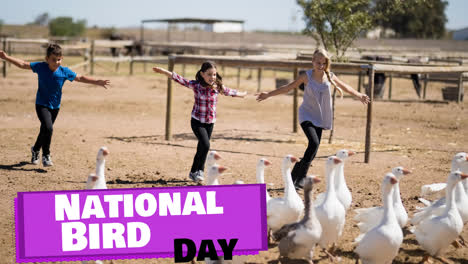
[{"x1": 1, "y1": 0, "x2": 467, "y2": 32}]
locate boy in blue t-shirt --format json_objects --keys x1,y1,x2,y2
[{"x1": 0, "y1": 44, "x2": 110, "y2": 167}]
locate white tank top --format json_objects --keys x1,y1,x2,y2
[{"x1": 298, "y1": 69, "x2": 333, "y2": 130}]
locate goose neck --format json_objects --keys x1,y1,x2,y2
[
  {"x1": 382, "y1": 186, "x2": 396, "y2": 225},
  {"x1": 325, "y1": 165, "x2": 337, "y2": 196},
  {"x1": 444, "y1": 180, "x2": 458, "y2": 215},
  {"x1": 96, "y1": 159, "x2": 106, "y2": 178},
  {"x1": 256, "y1": 165, "x2": 265, "y2": 184},
  {"x1": 393, "y1": 183, "x2": 402, "y2": 205},
  {"x1": 302, "y1": 187, "x2": 316, "y2": 224}
]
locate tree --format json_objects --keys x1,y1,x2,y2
[
  {"x1": 49, "y1": 17, "x2": 86, "y2": 37},
  {"x1": 378, "y1": 0, "x2": 447, "y2": 38},
  {"x1": 296, "y1": 0, "x2": 425, "y2": 60},
  {"x1": 32, "y1": 12, "x2": 49, "y2": 26}
]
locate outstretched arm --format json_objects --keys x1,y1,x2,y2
[
  {"x1": 74, "y1": 75, "x2": 110, "y2": 89},
  {"x1": 0, "y1": 50, "x2": 31, "y2": 70},
  {"x1": 256, "y1": 74, "x2": 306, "y2": 102},
  {"x1": 234, "y1": 91, "x2": 247, "y2": 98},
  {"x1": 333, "y1": 75, "x2": 370, "y2": 104},
  {"x1": 152, "y1": 66, "x2": 172, "y2": 78}
]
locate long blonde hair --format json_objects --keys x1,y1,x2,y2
[{"x1": 312, "y1": 48, "x2": 343, "y2": 98}]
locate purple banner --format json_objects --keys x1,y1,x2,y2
[{"x1": 15, "y1": 184, "x2": 267, "y2": 262}]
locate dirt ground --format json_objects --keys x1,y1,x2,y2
[{"x1": 0, "y1": 63, "x2": 467, "y2": 264}]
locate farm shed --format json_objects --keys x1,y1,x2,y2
[{"x1": 140, "y1": 18, "x2": 245, "y2": 42}]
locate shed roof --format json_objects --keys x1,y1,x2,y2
[{"x1": 141, "y1": 18, "x2": 244, "y2": 24}]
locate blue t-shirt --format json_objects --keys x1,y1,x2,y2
[{"x1": 30, "y1": 62, "x2": 77, "y2": 109}]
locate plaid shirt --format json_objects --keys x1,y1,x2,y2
[{"x1": 172, "y1": 72, "x2": 238, "y2": 123}]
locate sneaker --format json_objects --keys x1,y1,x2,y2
[
  {"x1": 31, "y1": 147, "x2": 40, "y2": 165},
  {"x1": 188, "y1": 171, "x2": 204, "y2": 183},
  {"x1": 196, "y1": 170, "x2": 204, "y2": 181},
  {"x1": 42, "y1": 154, "x2": 53, "y2": 167}
]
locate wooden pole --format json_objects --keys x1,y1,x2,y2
[
  {"x1": 130, "y1": 60, "x2": 134, "y2": 75},
  {"x1": 365, "y1": 65, "x2": 375, "y2": 163},
  {"x1": 90, "y1": 40, "x2": 95, "y2": 75},
  {"x1": 165, "y1": 56, "x2": 175, "y2": 140},
  {"x1": 357, "y1": 71, "x2": 362, "y2": 93},
  {"x1": 84, "y1": 47, "x2": 89, "y2": 73},
  {"x1": 237, "y1": 67, "x2": 241, "y2": 89},
  {"x1": 458, "y1": 73, "x2": 464, "y2": 103},
  {"x1": 7, "y1": 40, "x2": 11, "y2": 67},
  {"x1": 293, "y1": 68, "x2": 298, "y2": 133},
  {"x1": 2, "y1": 39, "x2": 6, "y2": 78},
  {"x1": 257, "y1": 67, "x2": 262, "y2": 92},
  {"x1": 388, "y1": 73, "x2": 392, "y2": 100},
  {"x1": 423, "y1": 74, "x2": 428, "y2": 99}
]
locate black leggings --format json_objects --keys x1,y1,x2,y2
[
  {"x1": 33, "y1": 104, "x2": 60, "y2": 155},
  {"x1": 291, "y1": 121, "x2": 323, "y2": 183},
  {"x1": 190, "y1": 118, "x2": 214, "y2": 173}
]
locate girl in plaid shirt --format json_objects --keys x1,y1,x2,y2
[{"x1": 153, "y1": 61, "x2": 247, "y2": 182}]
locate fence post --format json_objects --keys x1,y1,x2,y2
[
  {"x1": 458, "y1": 73, "x2": 464, "y2": 103},
  {"x1": 165, "y1": 56, "x2": 175, "y2": 140},
  {"x1": 90, "y1": 40, "x2": 95, "y2": 75},
  {"x1": 2, "y1": 38, "x2": 6, "y2": 78},
  {"x1": 257, "y1": 67, "x2": 262, "y2": 92},
  {"x1": 293, "y1": 68, "x2": 298, "y2": 133},
  {"x1": 388, "y1": 73, "x2": 392, "y2": 100},
  {"x1": 237, "y1": 67, "x2": 241, "y2": 89},
  {"x1": 365, "y1": 65, "x2": 375, "y2": 163}
]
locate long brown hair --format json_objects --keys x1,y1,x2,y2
[
  {"x1": 195, "y1": 61, "x2": 223, "y2": 93},
  {"x1": 312, "y1": 49, "x2": 343, "y2": 97}
]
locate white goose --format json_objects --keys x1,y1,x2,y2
[
  {"x1": 354, "y1": 166, "x2": 411, "y2": 233},
  {"x1": 82, "y1": 147, "x2": 108, "y2": 264},
  {"x1": 335, "y1": 149, "x2": 354, "y2": 210},
  {"x1": 85, "y1": 147, "x2": 109, "y2": 190},
  {"x1": 205, "y1": 164, "x2": 227, "y2": 185},
  {"x1": 315, "y1": 156, "x2": 346, "y2": 259},
  {"x1": 266, "y1": 155, "x2": 304, "y2": 233},
  {"x1": 314, "y1": 149, "x2": 354, "y2": 210},
  {"x1": 354, "y1": 173, "x2": 403, "y2": 264},
  {"x1": 256, "y1": 158, "x2": 272, "y2": 203},
  {"x1": 206, "y1": 150, "x2": 222, "y2": 169},
  {"x1": 414, "y1": 170, "x2": 468, "y2": 263},
  {"x1": 418, "y1": 152, "x2": 468, "y2": 199},
  {"x1": 411, "y1": 152, "x2": 468, "y2": 226},
  {"x1": 273, "y1": 175, "x2": 322, "y2": 263}
]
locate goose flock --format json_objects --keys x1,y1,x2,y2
[
  {"x1": 203, "y1": 150, "x2": 468, "y2": 264},
  {"x1": 83, "y1": 147, "x2": 468, "y2": 264}
]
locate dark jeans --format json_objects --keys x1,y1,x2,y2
[
  {"x1": 190, "y1": 118, "x2": 214, "y2": 173},
  {"x1": 291, "y1": 121, "x2": 323, "y2": 183},
  {"x1": 33, "y1": 104, "x2": 60, "y2": 156}
]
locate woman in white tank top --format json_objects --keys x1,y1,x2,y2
[{"x1": 256, "y1": 48, "x2": 369, "y2": 188}]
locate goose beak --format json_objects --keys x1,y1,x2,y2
[
  {"x1": 263, "y1": 159, "x2": 272, "y2": 166},
  {"x1": 461, "y1": 173, "x2": 468, "y2": 180},
  {"x1": 218, "y1": 166, "x2": 228, "y2": 174},
  {"x1": 465, "y1": 156, "x2": 468, "y2": 161},
  {"x1": 89, "y1": 173, "x2": 98, "y2": 182},
  {"x1": 290, "y1": 156, "x2": 298, "y2": 163},
  {"x1": 214, "y1": 152, "x2": 222, "y2": 160},
  {"x1": 348, "y1": 150, "x2": 356, "y2": 156},
  {"x1": 402, "y1": 168, "x2": 412, "y2": 175},
  {"x1": 312, "y1": 176, "x2": 321, "y2": 184},
  {"x1": 390, "y1": 177, "x2": 398, "y2": 184},
  {"x1": 101, "y1": 147, "x2": 109, "y2": 156},
  {"x1": 333, "y1": 157, "x2": 342, "y2": 164}
]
